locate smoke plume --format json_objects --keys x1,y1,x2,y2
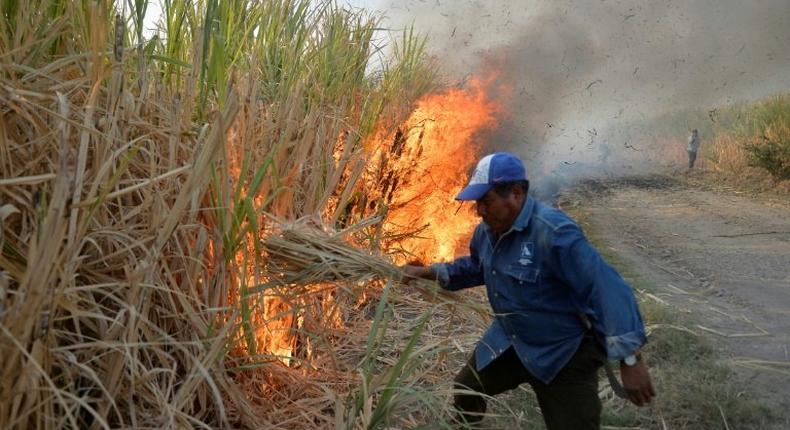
[{"x1": 349, "y1": 0, "x2": 790, "y2": 189}]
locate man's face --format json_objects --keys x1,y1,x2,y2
[{"x1": 475, "y1": 187, "x2": 525, "y2": 235}]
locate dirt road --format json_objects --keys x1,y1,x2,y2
[{"x1": 566, "y1": 175, "x2": 790, "y2": 423}]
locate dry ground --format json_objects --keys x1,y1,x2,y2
[{"x1": 564, "y1": 173, "x2": 790, "y2": 427}]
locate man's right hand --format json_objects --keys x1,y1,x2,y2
[{"x1": 400, "y1": 265, "x2": 436, "y2": 283}]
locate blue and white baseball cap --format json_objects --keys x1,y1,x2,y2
[{"x1": 455, "y1": 152, "x2": 528, "y2": 201}]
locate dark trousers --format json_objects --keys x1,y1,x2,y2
[
  {"x1": 688, "y1": 150, "x2": 697, "y2": 169},
  {"x1": 453, "y1": 335, "x2": 606, "y2": 429}
]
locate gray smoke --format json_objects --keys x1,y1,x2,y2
[{"x1": 348, "y1": 0, "x2": 790, "y2": 190}]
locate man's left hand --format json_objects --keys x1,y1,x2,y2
[
  {"x1": 620, "y1": 360, "x2": 656, "y2": 407},
  {"x1": 400, "y1": 265, "x2": 435, "y2": 284}
]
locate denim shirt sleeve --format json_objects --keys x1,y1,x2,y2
[
  {"x1": 431, "y1": 225, "x2": 485, "y2": 291},
  {"x1": 550, "y1": 222, "x2": 647, "y2": 360}
]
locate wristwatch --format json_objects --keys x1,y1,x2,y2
[{"x1": 621, "y1": 353, "x2": 642, "y2": 366}]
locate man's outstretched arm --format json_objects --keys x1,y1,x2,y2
[{"x1": 551, "y1": 223, "x2": 656, "y2": 406}]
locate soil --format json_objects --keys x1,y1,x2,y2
[{"x1": 563, "y1": 173, "x2": 790, "y2": 425}]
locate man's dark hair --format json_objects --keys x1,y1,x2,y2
[{"x1": 491, "y1": 180, "x2": 530, "y2": 198}]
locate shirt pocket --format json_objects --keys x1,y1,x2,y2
[{"x1": 504, "y1": 264, "x2": 539, "y2": 285}]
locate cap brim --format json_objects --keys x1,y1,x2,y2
[{"x1": 455, "y1": 183, "x2": 492, "y2": 201}]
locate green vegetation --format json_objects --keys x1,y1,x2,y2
[{"x1": 741, "y1": 95, "x2": 790, "y2": 180}]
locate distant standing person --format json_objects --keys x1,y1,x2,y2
[{"x1": 687, "y1": 129, "x2": 700, "y2": 169}]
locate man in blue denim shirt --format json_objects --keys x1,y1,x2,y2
[{"x1": 404, "y1": 152, "x2": 655, "y2": 429}]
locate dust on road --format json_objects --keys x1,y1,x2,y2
[{"x1": 565, "y1": 175, "x2": 790, "y2": 421}]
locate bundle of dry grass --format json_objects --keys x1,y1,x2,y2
[
  {"x1": 261, "y1": 217, "x2": 404, "y2": 286},
  {"x1": 257, "y1": 216, "x2": 470, "y2": 306}
]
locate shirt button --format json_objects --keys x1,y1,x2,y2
[
  {"x1": 494, "y1": 292, "x2": 499, "y2": 297},
  {"x1": 511, "y1": 334, "x2": 517, "y2": 339},
  {"x1": 492, "y1": 270, "x2": 497, "y2": 275}
]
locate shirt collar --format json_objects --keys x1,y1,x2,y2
[{"x1": 511, "y1": 196, "x2": 536, "y2": 232}]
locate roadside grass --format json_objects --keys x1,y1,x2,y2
[{"x1": 566, "y1": 205, "x2": 775, "y2": 430}]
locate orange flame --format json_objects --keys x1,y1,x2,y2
[
  {"x1": 386, "y1": 77, "x2": 501, "y2": 263},
  {"x1": 226, "y1": 75, "x2": 502, "y2": 366}
]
